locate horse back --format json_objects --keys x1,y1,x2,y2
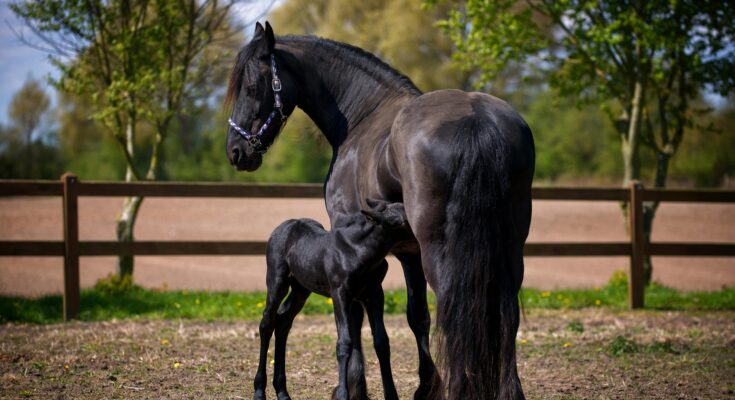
[{"x1": 390, "y1": 89, "x2": 534, "y2": 177}]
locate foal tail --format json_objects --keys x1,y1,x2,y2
[{"x1": 434, "y1": 115, "x2": 524, "y2": 400}]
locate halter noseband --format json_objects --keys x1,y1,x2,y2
[{"x1": 228, "y1": 53, "x2": 288, "y2": 154}]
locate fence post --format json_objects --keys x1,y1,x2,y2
[
  {"x1": 628, "y1": 181, "x2": 645, "y2": 309},
  {"x1": 62, "y1": 173, "x2": 80, "y2": 321}
]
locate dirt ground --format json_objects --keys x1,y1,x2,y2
[
  {"x1": 1, "y1": 197, "x2": 734, "y2": 296},
  {"x1": 0, "y1": 309, "x2": 733, "y2": 399}
]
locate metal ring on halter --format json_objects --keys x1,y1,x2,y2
[{"x1": 227, "y1": 53, "x2": 288, "y2": 153}]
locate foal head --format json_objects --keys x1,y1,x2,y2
[
  {"x1": 225, "y1": 22, "x2": 296, "y2": 171},
  {"x1": 359, "y1": 199, "x2": 409, "y2": 240}
]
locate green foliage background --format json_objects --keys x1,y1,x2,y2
[{"x1": 1, "y1": 0, "x2": 732, "y2": 186}]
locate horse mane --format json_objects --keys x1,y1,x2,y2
[
  {"x1": 225, "y1": 40, "x2": 259, "y2": 107},
  {"x1": 279, "y1": 35, "x2": 421, "y2": 96},
  {"x1": 225, "y1": 34, "x2": 422, "y2": 107}
]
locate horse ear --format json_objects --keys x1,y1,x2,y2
[
  {"x1": 265, "y1": 21, "x2": 276, "y2": 52},
  {"x1": 253, "y1": 22, "x2": 265, "y2": 39}
]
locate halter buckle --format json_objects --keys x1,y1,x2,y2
[
  {"x1": 248, "y1": 136, "x2": 262, "y2": 148},
  {"x1": 272, "y1": 78, "x2": 282, "y2": 92}
]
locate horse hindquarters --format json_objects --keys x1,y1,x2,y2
[{"x1": 398, "y1": 95, "x2": 532, "y2": 400}]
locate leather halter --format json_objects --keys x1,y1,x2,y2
[{"x1": 228, "y1": 54, "x2": 288, "y2": 154}]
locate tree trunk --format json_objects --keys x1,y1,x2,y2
[
  {"x1": 619, "y1": 80, "x2": 657, "y2": 284},
  {"x1": 116, "y1": 118, "x2": 142, "y2": 278},
  {"x1": 116, "y1": 195, "x2": 143, "y2": 277},
  {"x1": 622, "y1": 81, "x2": 644, "y2": 186},
  {"x1": 25, "y1": 128, "x2": 32, "y2": 178}
]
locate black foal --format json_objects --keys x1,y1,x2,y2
[{"x1": 253, "y1": 200, "x2": 408, "y2": 400}]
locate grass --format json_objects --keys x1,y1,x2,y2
[{"x1": 0, "y1": 271, "x2": 733, "y2": 324}]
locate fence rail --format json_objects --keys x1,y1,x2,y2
[{"x1": 1, "y1": 173, "x2": 734, "y2": 320}]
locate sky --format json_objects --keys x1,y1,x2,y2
[
  {"x1": 0, "y1": 0, "x2": 278, "y2": 126},
  {"x1": 0, "y1": 1, "x2": 58, "y2": 126}
]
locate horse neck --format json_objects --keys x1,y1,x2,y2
[{"x1": 277, "y1": 38, "x2": 420, "y2": 148}]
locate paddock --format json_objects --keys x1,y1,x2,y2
[{"x1": 1, "y1": 309, "x2": 732, "y2": 399}]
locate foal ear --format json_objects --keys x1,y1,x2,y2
[
  {"x1": 360, "y1": 209, "x2": 380, "y2": 223},
  {"x1": 365, "y1": 198, "x2": 388, "y2": 212}
]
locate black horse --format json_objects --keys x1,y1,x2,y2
[
  {"x1": 255, "y1": 199, "x2": 407, "y2": 400},
  {"x1": 227, "y1": 22, "x2": 535, "y2": 400}
]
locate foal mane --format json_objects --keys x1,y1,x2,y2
[{"x1": 225, "y1": 34, "x2": 422, "y2": 107}]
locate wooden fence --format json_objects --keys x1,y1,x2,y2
[{"x1": 1, "y1": 173, "x2": 734, "y2": 320}]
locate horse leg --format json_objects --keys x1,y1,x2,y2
[
  {"x1": 254, "y1": 265, "x2": 291, "y2": 400},
  {"x1": 346, "y1": 301, "x2": 369, "y2": 400},
  {"x1": 365, "y1": 286, "x2": 399, "y2": 400},
  {"x1": 395, "y1": 252, "x2": 442, "y2": 400},
  {"x1": 272, "y1": 282, "x2": 310, "y2": 400},
  {"x1": 330, "y1": 288, "x2": 354, "y2": 400}
]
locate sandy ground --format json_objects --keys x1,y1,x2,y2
[
  {"x1": 1, "y1": 310, "x2": 733, "y2": 399},
  {"x1": 0, "y1": 196, "x2": 734, "y2": 297}
]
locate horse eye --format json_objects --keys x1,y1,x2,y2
[{"x1": 245, "y1": 84, "x2": 257, "y2": 96}]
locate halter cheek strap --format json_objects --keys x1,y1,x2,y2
[{"x1": 228, "y1": 53, "x2": 288, "y2": 153}]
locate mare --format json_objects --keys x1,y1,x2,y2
[
  {"x1": 254, "y1": 199, "x2": 408, "y2": 400},
  {"x1": 226, "y1": 22, "x2": 535, "y2": 400}
]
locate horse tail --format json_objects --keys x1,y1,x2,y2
[{"x1": 434, "y1": 114, "x2": 524, "y2": 400}]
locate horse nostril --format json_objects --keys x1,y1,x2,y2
[{"x1": 231, "y1": 148, "x2": 240, "y2": 165}]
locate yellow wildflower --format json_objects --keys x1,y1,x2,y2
[
  {"x1": 161, "y1": 339, "x2": 169, "y2": 346},
  {"x1": 173, "y1": 362, "x2": 181, "y2": 369},
  {"x1": 595, "y1": 299, "x2": 601, "y2": 306},
  {"x1": 326, "y1": 298, "x2": 333, "y2": 305},
  {"x1": 563, "y1": 342, "x2": 572, "y2": 348},
  {"x1": 541, "y1": 291, "x2": 551, "y2": 298}
]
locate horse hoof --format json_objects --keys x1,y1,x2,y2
[
  {"x1": 413, "y1": 385, "x2": 434, "y2": 400},
  {"x1": 276, "y1": 393, "x2": 291, "y2": 400},
  {"x1": 252, "y1": 391, "x2": 266, "y2": 400},
  {"x1": 331, "y1": 386, "x2": 348, "y2": 400}
]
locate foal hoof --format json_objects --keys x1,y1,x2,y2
[{"x1": 276, "y1": 393, "x2": 292, "y2": 400}]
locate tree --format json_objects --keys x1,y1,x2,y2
[
  {"x1": 8, "y1": 77, "x2": 50, "y2": 177},
  {"x1": 429, "y1": 0, "x2": 735, "y2": 284},
  {"x1": 11, "y1": 0, "x2": 246, "y2": 278}
]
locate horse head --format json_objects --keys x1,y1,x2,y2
[{"x1": 226, "y1": 21, "x2": 296, "y2": 171}]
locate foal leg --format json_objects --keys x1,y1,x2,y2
[
  {"x1": 254, "y1": 269, "x2": 291, "y2": 400},
  {"x1": 365, "y1": 286, "x2": 399, "y2": 400},
  {"x1": 346, "y1": 302, "x2": 369, "y2": 400},
  {"x1": 272, "y1": 283, "x2": 310, "y2": 400},
  {"x1": 331, "y1": 288, "x2": 355, "y2": 400},
  {"x1": 395, "y1": 253, "x2": 442, "y2": 400}
]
